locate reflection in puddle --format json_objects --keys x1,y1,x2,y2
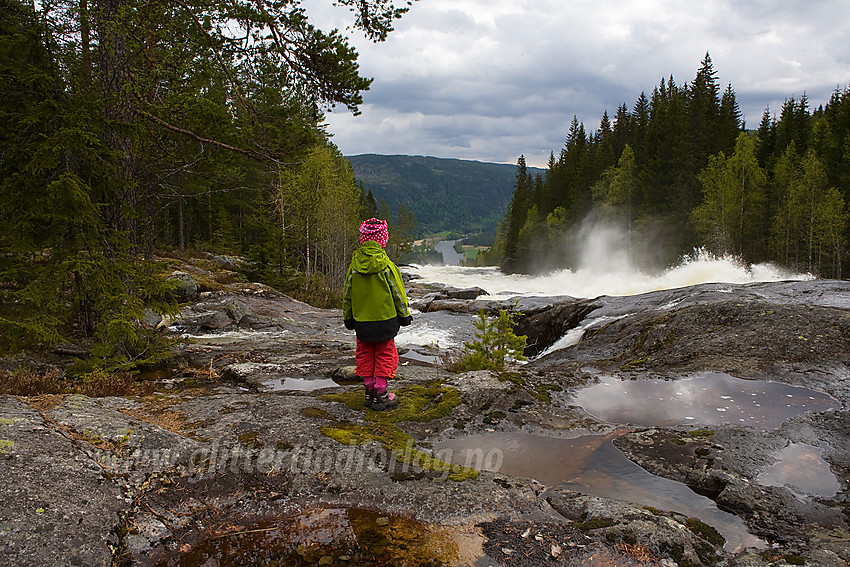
[
  {"x1": 260, "y1": 377, "x2": 344, "y2": 392},
  {"x1": 756, "y1": 443, "x2": 841, "y2": 498},
  {"x1": 153, "y1": 508, "x2": 489, "y2": 567},
  {"x1": 400, "y1": 350, "x2": 442, "y2": 365},
  {"x1": 436, "y1": 432, "x2": 765, "y2": 552},
  {"x1": 571, "y1": 372, "x2": 838, "y2": 428}
]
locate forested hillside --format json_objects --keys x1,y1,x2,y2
[
  {"x1": 0, "y1": 0, "x2": 412, "y2": 366},
  {"x1": 497, "y1": 53, "x2": 850, "y2": 278},
  {"x1": 348, "y1": 154, "x2": 543, "y2": 235}
]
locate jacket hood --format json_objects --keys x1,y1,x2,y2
[{"x1": 351, "y1": 241, "x2": 391, "y2": 274}]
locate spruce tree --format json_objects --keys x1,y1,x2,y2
[
  {"x1": 756, "y1": 107, "x2": 777, "y2": 168},
  {"x1": 501, "y1": 156, "x2": 532, "y2": 273}
]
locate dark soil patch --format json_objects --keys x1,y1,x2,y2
[{"x1": 478, "y1": 518, "x2": 660, "y2": 567}]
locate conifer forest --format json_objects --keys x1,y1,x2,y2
[
  {"x1": 2, "y1": 0, "x2": 850, "y2": 369},
  {"x1": 497, "y1": 54, "x2": 850, "y2": 280},
  {"x1": 1, "y1": 0, "x2": 412, "y2": 365}
]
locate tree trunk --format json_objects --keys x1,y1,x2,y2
[
  {"x1": 177, "y1": 196, "x2": 185, "y2": 251},
  {"x1": 207, "y1": 185, "x2": 213, "y2": 242},
  {"x1": 80, "y1": 0, "x2": 91, "y2": 88},
  {"x1": 97, "y1": 0, "x2": 137, "y2": 248}
]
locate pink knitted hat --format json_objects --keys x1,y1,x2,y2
[{"x1": 359, "y1": 218, "x2": 389, "y2": 248}]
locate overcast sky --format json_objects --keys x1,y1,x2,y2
[{"x1": 306, "y1": 0, "x2": 850, "y2": 168}]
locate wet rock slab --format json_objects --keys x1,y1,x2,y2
[
  {"x1": 2, "y1": 278, "x2": 850, "y2": 567},
  {"x1": 0, "y1": 396, "x2": 125, "y2": 567}
]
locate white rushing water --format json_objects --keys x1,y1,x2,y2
[{"x1": 407, "y1": 248, "x2": 812, "y2": 299}]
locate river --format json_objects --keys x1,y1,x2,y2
[
  {"x1": 433, "y1": 239, "x2": 465, "y2": 266},
  {"x1": 407, "y1": 248, "x2": 811, "y2": 299},
  {"x1": 398, "y1": 249, "x2": 812, "y2": 355}
]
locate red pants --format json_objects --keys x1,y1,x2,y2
[{"x1": 355, "y1": 338, "x2": 398, "y2": 379}]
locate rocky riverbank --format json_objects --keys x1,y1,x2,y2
[{"x1": 1, "y1": 270, "x2": 848, "y2": 566}]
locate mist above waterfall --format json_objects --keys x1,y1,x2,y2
[{"x1": 410, "y1": 220, "x2": 811, "y2": 299}]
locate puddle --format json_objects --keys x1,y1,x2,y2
[
  {"x1": 571, "y1": 372, "x2": 838, "y2": 428},
  {"x1": 152, "y1": 507, "x2": 493, "y2": 566},
  {"x1": 756, "y1": 443, "x2": 841, "y2": 498},
  {"x1": 259, "y1": 377, "x2": 347, "y2": 392},
  {"x1": 400, "y1": 350, "x2": 442, "y2": 365},
  {"x1": 436, "y1": 432, "x2": 765, "y2": 552},
  {"x1": 135, "y1": 367, "x2": 177, "y2": 381}
]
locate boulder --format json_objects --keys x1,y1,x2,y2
[
  {"x1": 213, "y1": 255, "x2": 245, "y2": 271},
  {"x1": 167, "y1": 271, "x2": 199, "y2": 302},
  {"x1": 141, "y1": 308, "x2": 163, "y2": 329},
  {"x1": 0, "y1": 396, "x2": 126, "y2": 566},
  {"x1": 442, "y1": 286, "x2": 489, "y2": 300}
]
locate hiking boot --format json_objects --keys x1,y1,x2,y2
[
  {"x1": 364, "y1": 387, "x2": 374, "y2": 408},
  {"x1": 371, "y1": 389, "x2": 399, "y2": 411}
]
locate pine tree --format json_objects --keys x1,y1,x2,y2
[
  {"x1": 457, "y1": 310, "x2": 527, "y2": 372},
  {"x1": 358, "y1": 183, "x2": 379, "y2": 220},
  {"x1": 720, "y1": 83, "x2": 744, "y2": 148},
  {"x1": 687, "y1": 52, "x2": 724, "y2": 166}
]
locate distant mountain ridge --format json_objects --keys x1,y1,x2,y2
[{"x1": 346, "y1": 154, "x2": 543, "y2": 236}]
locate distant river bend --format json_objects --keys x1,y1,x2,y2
[{"x1": 433, "y1": 239, "x2": 465, "y2": 266}]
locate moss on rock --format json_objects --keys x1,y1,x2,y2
[
  {"x1": 0, "y1": 439, "x2": 14, "y2": 454},
  {"x1": 320, "y1": 382, "x2": 476, "y2": 481}
]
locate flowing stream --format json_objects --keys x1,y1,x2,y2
[
  {"x1": 398, "y1": 249, "x2": 812, "y2": 356},
  {"x1": 408, "y1": 248, "x2": 810, "y2": 300}
]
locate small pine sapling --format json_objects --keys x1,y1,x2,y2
[{"x1": 456, "y1": 309, "x2": 527, "y2": 372}]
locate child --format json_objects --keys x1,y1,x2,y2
[{"x1": 342, "y1": 218, "x2": 412, "y2": 410}]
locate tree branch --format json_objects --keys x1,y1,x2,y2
[
  {"x1": 169, "y1": 0, "x2": 255, "y2": 116},
  {"x1": 135, "y1": 108, "x2": 259, "y2": 159}
]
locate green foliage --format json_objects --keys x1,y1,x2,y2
[
  {"x1": 771, "y1": 147, "x2": 847, "y2": 276},
  {"x1": 494, "y1": 51, "x2": 850, "y2": 278},
  {"x1": 692, "y1": 132, "x2": 768, "y2": 258},
  {"x1": 274, "y1": 144, "x2": 362, "y2": 288},
  {"x1": 0, "y1": 3, "x2": 180, "y2": 362},
  {"x1": 454, "y1": 310, "x2": 528, "y2": 372},
  {"x1": 1, "y1": 0, "x2": 414, "y2": 360},
  {"x1": 348, "y1": 154, "x2": 543, "y2": 236}
]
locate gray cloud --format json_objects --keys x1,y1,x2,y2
[{"x1": 310, "y1": 0, "x2": 850, "y2": 167}]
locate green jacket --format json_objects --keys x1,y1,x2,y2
[{"x1": 342, "y1": 241, "x2": 412, "y2": 342}]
